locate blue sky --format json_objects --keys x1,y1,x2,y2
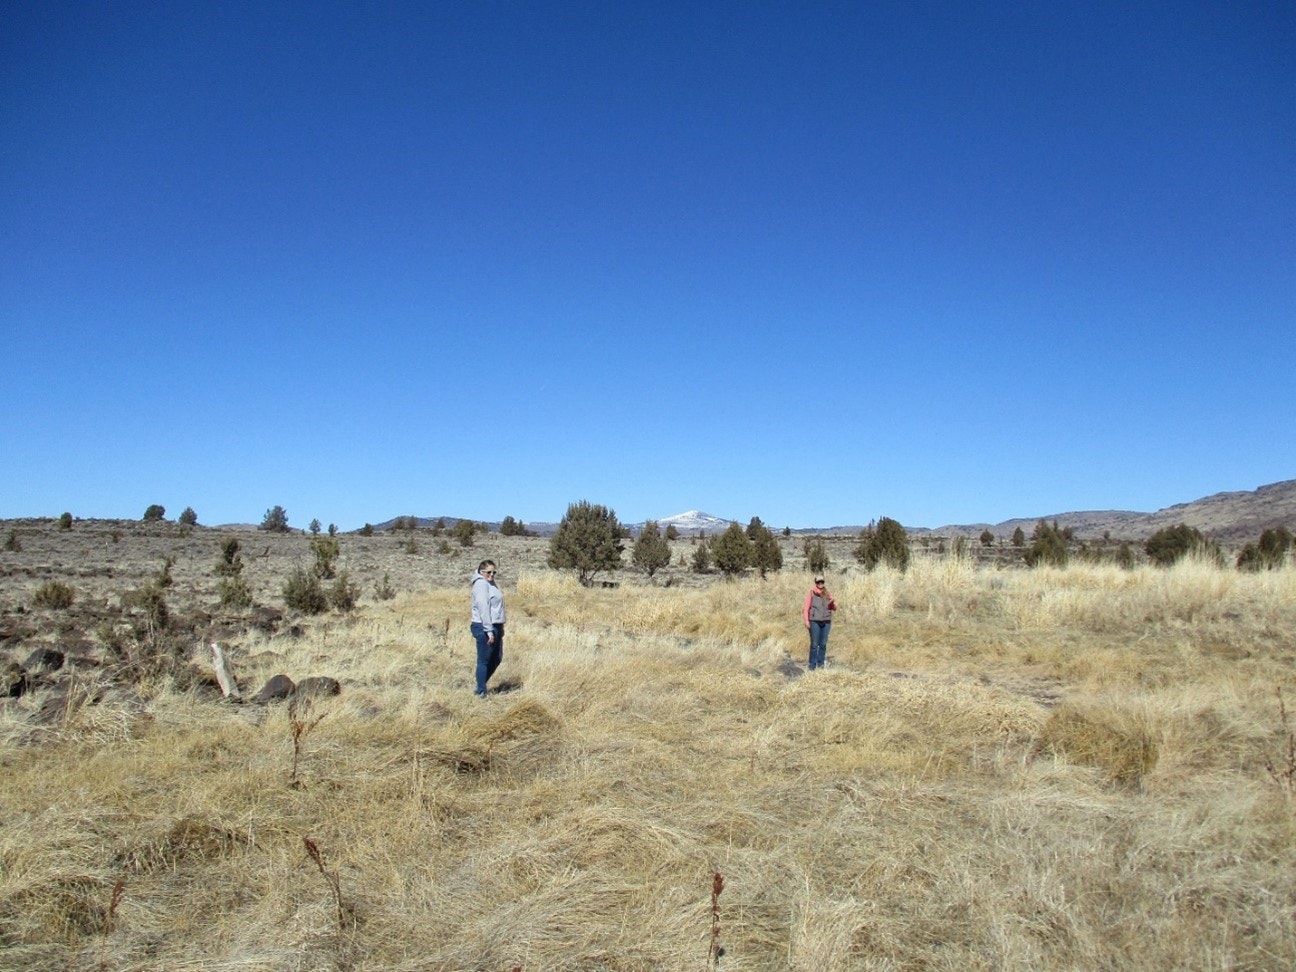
[{"x1": 3, "y1": 1, "x2": 1292, "y2": 531}]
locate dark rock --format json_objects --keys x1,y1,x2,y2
[
  {"x1": 294, "y1": 676, "x2": 341, "y2": 700},
  {"x1": 3, "y1": 662, "x2": 28, "y2": 698},
  {"x1": 250, "y1": 607, "x2": 284, "y2": 634},
  {"x1": 23, "y1": 647, "x2": 65, "y2": 675},
  {"x1": 252, "y1": 673, "x2": 296, "y2": 703}
]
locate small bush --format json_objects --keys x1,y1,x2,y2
[
  {"x1": 311, "y1": 536, "x2": 340, "y2": 579},
  {"x1": 284, "y1": 566, "x2": 328, "y2": 614},
  {"x1": 58, "y1": 512, "x2": 73, "y2": 531},
  {"x1": 712, "y1": 523, "x2": 752, "y2": 578},
  {"x1": 632, "y1": 521, "x2": 672, "y2": 578},
  {"x1": 218, "y1": 574, "x2": 253, "y2": 609},
  {"x1": 4, "y1": 528, "x2": 20, "y2": 552},
  {"x1": 1145, "y1": 523, "x2": 1216, "y2": 567},
  {"x1": 330, "y1": 572, "x2": 361, "y2": 613},
  {"x1": 855, "y1": 517, "x2": 911, "y2": 572},
  {"x1": 178, "y1": 507, "x2": 198, "y2": 526},
  {"x1": 33, "y1": 581, "x2": 75, "y2": 610},
  {"x1": 124, "y1": 583, "x2": 169, "y2": 633},
  {"x1": 1237, "y1": 527, "x2": 1292, "y2": 572},
  {"x1": 803, "y1": 538, "x2": 829, "y2": 575},
  {"x1": 1024, "y1": 520, "x2": 1068, "y2": 568},
  {"x1": 451, "y1": 519, "x2": 477, "y2": 547},
  {"x1": 374, "y1": 573, "x2": 396, "y2": 601},
  {"x1": 691, "y1": 539, "x2": 711, "y2": 573},
  {"x1": 143, "y1": 504, "x2": 166, "y2": 522}
]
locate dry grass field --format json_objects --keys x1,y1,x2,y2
[{"x1": 2, "y1": 519, "x2": 1296, "y2": 970}]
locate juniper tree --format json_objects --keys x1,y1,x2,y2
[
  {"x1": 1024, "y1": 520, "x2": 1068, "y2": 568},
  {"x1": 712, "y1": 523, "x2": 752, "y2": 578},
  {"x1": 803, "y1": 537, "x2": 829, "y2": 576},
  {"x1": 856, "y1": 517, "x2": 911, "y2": 572},
  {"x1": 1144, "y1": 523, "x2": 1208, "y2": 567},
  {"x1": 548, "y1": 500, "x2": 624, "y2": 586},
  {"x1": 260, "y1": 505, "x2": 290, "y2": 533},
  {"x1": 632, "y1": 521, "x2": 672, "y2": 578},
  {"x1": 749, "y1": 521, "x2": 783, "y2": 578}
]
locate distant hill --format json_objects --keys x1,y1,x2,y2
[
  {"x1": 357, "y1": 480, "x2": 1295, "y2": 544},
  {"x1": 923, "y1": 479, "x2": 1296, "y2": 543}
]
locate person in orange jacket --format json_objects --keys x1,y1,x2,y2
[{"x1": 803, "y1": 575, "x2": 837, "y2": 670}]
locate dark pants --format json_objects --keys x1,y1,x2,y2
[
  {"x1": 808, "y1": 620, "x2": 830, "y2": 670},
  {"x1": 471, "y1": 622, "x2": 504, "y2": 696}
]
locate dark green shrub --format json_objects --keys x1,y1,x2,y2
[
  {"x1": 1011, "y1": 526, "x2": 1026, "y2": 547},
  {"x1": 218, "y1": 574, "x2": 253, "y2": 609},
  {"x1": 33, "y1": 581, "x2": 75, "y2": 610},
  {"x1": 359, "y1": 523, "x2": 374, "y2": 537},
  {"x1": 143, "y1": 504, "x2": 166, "y2": 522},
  {"x1": 154, "y1": 557, "x2": 175, "y2": 588},
  {"x1": 4, "y1": 528, "x2": 20, "y2": 552},
  {"x1": 979, "y1": 529, "x2": 995, "y2": 547},
  {"x1": 803, "y1": 538, "x2": 830, "y2": 576},
  {"x1": 712, "y1": 523, "x2": 752, "y2": 578},
  {"x1": 500, "y1": 515, "x2": 529, "y2": 536},
  {"x1": 632, "y1": 521, "x2": 672, "y2": 578},
  {"x1": 178, "y1": 507, "x2": 198, "y2": 526},
  {"x1": 548, "y1": 500, "x2": 624, "y2": 586},
  {"x1": 309, "y1": 519, "x2": 322, "y2": 536},
  {"x1": 310, "y1": 536, "x2": 340, "y2": 579},
  {"x1": 58, "y1": 512, "x2": 73, "y2": 531},
  {"x1": 856, "y1": 517, "x2": 911, "y2": 571},
  {"x1": 749, "y1": 522, "x2": 783, "y2": 578},
  {"x1": 216, "y1": 537, "x2": 244, "y2": 576},
  {"x1": 1144, "y1": 524, "x2": 1212, "y2": 567},
  {"x1": 665, "y1": 524, "x2": 680, "y2": 541},
  {"x1": 284, "y1": 566, "x2": 328, "y2": 614},
  {"x1": 374, "y1": 573, "x2": 396, "y2": 601},
  {"x1": 1024, "y1": 520, "x2": 1069, "y2": 568},
  {"x1": 691, "y1": 539, "x2": 712, "y2": 573},
  {"x1": 329, "y1": 571, "x2": 360, "y2": 613},
  {"x1": 451, "y1": 519, "x2": 477, "y2": 547},
  {"x1": 124, "y1": 583, "x2": 169, "y2": 632},
  {"x1": 1237, "y1": 526, "x2": 1292, "y2": 572}
]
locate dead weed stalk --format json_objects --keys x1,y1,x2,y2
[
  {"x1": 303, "y1": 836, "x2": 349, "y2": 931},
  {"x1": 1264, "y1": 687, "x2": 1296, "y2": 800}
]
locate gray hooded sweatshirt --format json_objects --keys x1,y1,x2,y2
[{"x1": 470, "y1": 570, "x2": 506, "y2": 627}]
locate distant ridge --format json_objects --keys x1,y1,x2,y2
[
  {"x1": 922, "y1": 479, "x2": 1296, "y2": 542},
  {"x1": 332, "y1": 480, "x2": 1296, "y2": 543}
]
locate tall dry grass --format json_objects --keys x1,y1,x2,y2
[{"x1": 3, "y1": 557, "x2": 1296, "y2": 969}]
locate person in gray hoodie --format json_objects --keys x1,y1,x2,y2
[{"x1": 470, "y1": 559, "x2": 506, "y2": 697}]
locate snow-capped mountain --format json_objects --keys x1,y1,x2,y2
[{"x1": 653, "y1": 510, "x2": 736, "y2": 535}]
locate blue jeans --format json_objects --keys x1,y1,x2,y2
[
  {"x1": 471, "y1": 622, "x2": 504, "y2": 696},
  {"x1": 808, "y1": 621, "x2": 830, "y2": 670}
]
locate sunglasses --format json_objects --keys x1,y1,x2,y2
[{"x1": 483, "y1": 570, "x2": 496, "y2": 576}]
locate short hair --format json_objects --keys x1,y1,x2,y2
[{"x1": 477, "y1": 560, "x2": 496, "y2": 573}]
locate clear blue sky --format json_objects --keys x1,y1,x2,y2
[{"x1": 3, "y1": 1, "x2": 1292, "y2": 531}]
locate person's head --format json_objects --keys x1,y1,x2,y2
[
  {"x1": 478, "y1": 560, "x2": 497, "y2": 578},
  {"x1": 814, "y1": 576, "x2": 825, "y2": 590}
]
